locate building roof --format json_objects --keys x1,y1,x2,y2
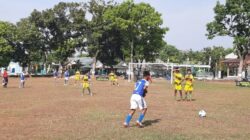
[
  {"x1": 222, "y1": 54, "x2": 250, "y2": 66},
  {"x1": 225, "y1": 53, "x2": 238, "y2": 59}
]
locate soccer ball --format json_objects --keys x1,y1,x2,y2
[{"x1": 198, "y1": 110, "x2": 206, "y2": 117}]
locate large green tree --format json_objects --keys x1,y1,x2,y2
[
  {"x1": 14, "y1": 18, "x2": 44, "y2": 67},
  {"x1": 86, "y1": 0, "x2": 123, "y2": 68},
  {"x1": 159, "y1": 43, "x2": 181, "y2": 63},
  {"x1": 0, "y1": 21, "x2": 17, "y2": 67},
  {"x1": 207, "y1": 0, "x2": 250, "y2": 78},
  {"x1": 29, "y1": 2, "x2": 88, "y2": 65},
  {"x1": 104, "y1": 0, "x2": 168, "y2": 63}
]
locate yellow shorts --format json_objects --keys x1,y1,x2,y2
[
  {"x1": 75, "y1": 76, "x2": 80, "y2": 81},
  {"x1": 184, "y1": 84, "x2": 193, "y2": 92},
  {"x1": 82, "y1": 82, "x2": 90, "y2": 88},
  {"x1": 174, "y1": 84, "x2": 182, "y2": 91},
  {"x1": 110, "y1": 77, "x2": 115, "y2": 81}
]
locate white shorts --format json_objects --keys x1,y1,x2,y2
[
  {"x1": 20, "y1": 80, "x2": 25, "y2": 83},
  {"x1": 130, "y1": 94, "x2": 147, "y2": 110},
  {"x1": 65, "y1": 77, "x2": 69, "y2": 81}
]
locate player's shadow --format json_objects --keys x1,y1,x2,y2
[
  {"x1": 143, "y1": 119, "x2": 161, "y2": 127},
  {"x1": 177, "y1": 99, "x2": 196, "y2": 102}
]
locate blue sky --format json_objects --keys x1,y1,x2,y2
[{"x1": 0, "y1": 0, "x2": 233, "y2": 50}]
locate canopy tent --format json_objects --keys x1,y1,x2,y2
[{"x1": 113, "y1": 61, "x2": 128, "y2": 69}]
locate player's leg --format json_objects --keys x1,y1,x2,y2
[
  {"x1": 136, "y1": 98, "x2": 147, "y2": 127},
  {"x1": 184, "y1": 91, "x2": 188, "y2": 100},
  {"x1": 124, "y1": 95, "x2": 138, "y2": 127},
  {"x1": 124, "y1": 109, "x2": 136, "y2": 127},
  {"x1": 136, "y1": 108, "x2": 147, "y2": 127},
  {"x1": 87, "y1": 87, "x2": 92, "y2": 96},
  {"x1": 116, "y1": 80, "x2": 119, "y2": 86},
  {"x1": 20, "y1": 81, "x2": 23, "y2": 88},
  {"x1": 174, "y1": 89, "x2": 177, "y2": 100},
  {"x1": 179, "y1": 90, "x2": 183, "y2": 100},
  {"x1": 184, "y1": 85, "x2": 188, "y2": 100},
  {"x1": 4, "y1": 78, "x2": 8, "y2": 87},
  {"x1": 82, "y1": 87, "x2": 85, "y2": 96},
  {"x1": 188, "y1": 91, "x2": 192, "y2": 101}
]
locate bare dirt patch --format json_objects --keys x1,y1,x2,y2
[{"x1": 0, "y1": 77, "x2": 250, "y2": 140}]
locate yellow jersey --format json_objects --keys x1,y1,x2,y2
[
  {"x1": 185, "y1": 74, "x2": 194, "y2": 86},
  {"x1": 83, "y1": 75, "x2": 89, "y2": 82},
  {"x1": 174, "y1": 73, "x2": 183, "y2": 85},
  {"x1": 75, "y1": 71, "x2": 81, "y2": 80}
]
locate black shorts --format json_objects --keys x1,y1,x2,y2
[{"x1": 3, "y1": 77, "x2": 8, "y2": 83}]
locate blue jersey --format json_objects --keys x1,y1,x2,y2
[
  {"x1": 20, "y1": 73, "x2": 25, "y2": 80},
  {"x1": 64, "y1": 71, "x2": 69, "y2": 77},
  {"x1": 133, "y1": 79, "x2": 149, "y2": 97}
]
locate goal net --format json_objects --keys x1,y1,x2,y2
[{"x1": 128, "y1": 63, "x2": 211, "y2": 84}]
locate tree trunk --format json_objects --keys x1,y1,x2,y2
[
  {"x1": 238, "y1": 55, "x2": 244, "y2": 80},
  {"x1": 92, "y1": 50, "x2": 100, "y2": 77}
]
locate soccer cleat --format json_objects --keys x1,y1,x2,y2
[
  {"x1": 136, "y1": 121, "x2": 144, "y2": 128},
  {"x1": 123, "y1": 122, "x2": 129, "y2": 128}
]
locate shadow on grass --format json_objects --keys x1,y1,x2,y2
[
  {"x1": 143, "y1": 119, "x2": 161, "y2": 127},
  {"x1": 176, "y1": 99, "x2": 196, "y2": 102}
]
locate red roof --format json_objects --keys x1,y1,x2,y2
[{"x1": 222, "y1": 54, "x2": 250, "y2": 64}]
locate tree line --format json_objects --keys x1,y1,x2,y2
[
  {"x1": 0, "y1": 0, "x2": 249, "y2": 79},
  {"x1": 0, "y1": 0, "x2": 167, "y2": 68}
]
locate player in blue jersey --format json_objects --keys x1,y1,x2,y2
[
  {"x1": 53, "y1": 69, "x2": 58, "y2": 83},
  {"x1": 19, "y1": 71, "x2": 25, "y2": 88},
  {"x1": 64, "y1": 69, "x2": 70, "y2": 85},
  {"x1": 123, "y1": 71, "x2": 151, "y2": 128}
]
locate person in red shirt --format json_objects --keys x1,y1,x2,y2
[{"x1": 2, "y1": 69, "x2": 8, "y2": 88}]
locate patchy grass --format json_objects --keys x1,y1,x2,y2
[{"x1": 0, "y1": 77, "x2": 249, "y2": 140}]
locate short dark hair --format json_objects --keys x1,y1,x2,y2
[
  {"x1": 143, "y1": 71, "x2": 150, "y2": 77},
  {"x1": 187, "y1": 69, "x2": 191, "y2": 72}
]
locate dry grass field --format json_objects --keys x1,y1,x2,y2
[{"x1": 0, "y1": 77, "x2": 250, "y2": 140}]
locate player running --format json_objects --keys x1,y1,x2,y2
[
  {"x1": 184, "y1": 69, "x2": 194, "y2": 101},
  {"x1": 82, "y1": 74, "x2": 92, "y2": 96},
  {"x1": 173, "y1": 67, "x2": 184, "y2": 101},
  {"x1": 109, "y1": 71, "x2": 115, "y2": 85},
  {"x1": 123, "y1": 71, "x2": 151, "y2": 128},
  {"x1": 109, "y1": 71, "x2": 119, "y2": 86}
]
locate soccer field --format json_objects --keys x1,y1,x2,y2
[{"x1": 0, "y1": 77, "x2": 250, "y2": 140}]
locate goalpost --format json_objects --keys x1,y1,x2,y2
[{"x1": 128, "y1": 62, "x2": 211, "y2": 84}]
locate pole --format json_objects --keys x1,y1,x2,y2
[{"x1": 171, "y1": 63, "x2": 174, "y2": 84}]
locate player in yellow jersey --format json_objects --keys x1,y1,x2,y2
[
  {"x1": 113, "y1": 74, "x2": 120, "y2": 86},
  {"x1": 173, "y1": 67, "x2": 184, "y2": 100},
  {"x1": 82, "y1": 74, "x2": 92, "y2": 96},
  {"x1": 109, "y1": 71, "x2": 115, "y2": 85},
  {"x1": 74, "y1": 70, "x2": 81, "y2": 86},
  {"x1": 184, "y1": 69, "x2": 194, "y2": 101}
]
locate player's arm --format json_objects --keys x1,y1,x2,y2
[
  {"x1": 143, "y1": 81, "x2": 150, "y2": 97},
  {"x1": 181, "y1": 75, "x2": 184, "y2": 82}
]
